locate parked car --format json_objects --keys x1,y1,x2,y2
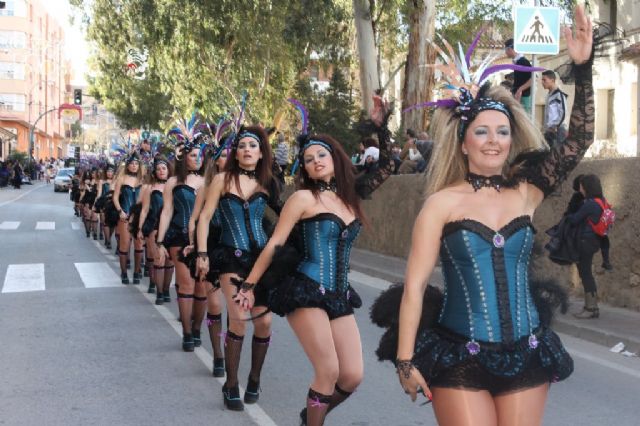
[{"x1": 54, "y1": 168, "x2": 75, "y2": 192}]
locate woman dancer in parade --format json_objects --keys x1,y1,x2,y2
[
  {"x1": 195, "y1": 125, "x2": 282, "y2": 411},
  {"x1": 112, "y1": 153, "x2": 143, "y2": 284},
  {"x1": 94, "y1": 164, "x2": 116, "y2": 248},
  {"x1": 230, "y1": 97, "x2": 392, "y2": 425},
  {"x1": 80, "y1": 169, "x2": 99, "y2": 239},
  {"x1": 184, "y1": 142, "x2": 229, "y2": 377},
  {"x1": 137, "y1": 156, "x2": 173, "y2": 301},
  {"x1": 373, "y1": 6, "x2": 592, "y2": 425},
  {"x1": 156, "y1": 124, "x2": 207, "y2": 352}
]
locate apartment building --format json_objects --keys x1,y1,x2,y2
[{"x1": 0, "y1": 0, "x2": 70, "y2": 161}]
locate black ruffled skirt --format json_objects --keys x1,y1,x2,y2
[
  {"x1": 104, "y1": 200, "x2": 119, "y2": 228},
  {"x1": 268, "y1": 272, "x2": 362, "y2": 320},
  {"x1": 371, "y1": 279, "x2": 573, "y2": 394},
  {"x1": 164, "y1": 224, "x2": 189, "y2": 248}
]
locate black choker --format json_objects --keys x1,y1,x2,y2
[
  {"x1": 315, "y1": 178, "x2": 337, "y2": 193},
  {"x1": 126, "y1": 171, "x2": 137, "y2": 177},
  {"x1": 187, "y1": 170, "x2": 200, "y2": 176},
  {"x1": 465, "y1": 173, "x2": 509, "y2": 192},
  {"x1": 239, "y1": 168, "x2": 257, "y2": 179},
  {"x1": 156, "y1": 179, "x2": 167, "y2": 184}
]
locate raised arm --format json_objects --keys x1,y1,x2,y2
[
  {"x1": 355, "y1": 96, "x2": 394, "y2": 199},
  {"x1": 525, "y1": 6, "x2": 594, "y2": 205}
]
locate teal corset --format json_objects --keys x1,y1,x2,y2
[
  {"x1": 296, "y1": 213, "x2": 361, "y2": 293},
  {"x1": 218, "y1": 192, "x2": 268, "y2": 251},
  {"x1": 438, "y1": 216, "x2": 540, "y2": 347}
]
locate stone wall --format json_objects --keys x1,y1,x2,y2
[{"x1": 355, "y1": 158, "x2": 640, "y2": 310}]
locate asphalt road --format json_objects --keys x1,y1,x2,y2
[{"x1": 1, "y1": 183, "x2": 639, "y2": 426}]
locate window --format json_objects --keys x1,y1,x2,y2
[
  {"x1": 0, "y1": 31, "x2": 27, "y2": 49},
  {"x1": 0, "y1": 62, "x2": 25, "y2": 80},
  {"x1": 606, "y1": 89, "x2": 615, "y2": 139},
  {"x1": 0, "y1": 93, "x2": 26, "y2": 111},
  {"x1": 0, "y1": 1, "x2": 27, "y2": 17}
]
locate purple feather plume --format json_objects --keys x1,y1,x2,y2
[
  {"x1": 287, "y1": 98, "x2": 309, "y2": 134},
  {"x1": 403, "y1": 99, "x2": 458, "y2": 113},
  {"x1": 465, "y1": 30, "x2": 485, "y2": 67}
]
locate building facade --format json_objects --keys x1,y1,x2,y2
[
  {"x1": 0, "y1": 0, "x2": 70, "y2": 162},
  {"x1": 534, "y1": 0, "x2": 639, "y2": 157}
]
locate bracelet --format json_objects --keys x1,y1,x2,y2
[
  {"x1": 395, "y1": 359, "x2": 414, "y2": 380},
  {"x1": 240, "y1": 282, "x2": 256, "y2": 292},
  {"x1": 156, "y1": 241, "x2": 164, "y2": 247},
  {"x1": 197, "y1": 252, "x2": 208, "y2": 259}
]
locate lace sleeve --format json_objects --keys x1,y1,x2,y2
[
  {"x1": 355, "y1": 115, "x2": 394, "y2": 199},
  {"x1": 517, "y1": 59, "x2": 594, "y2": 197}
]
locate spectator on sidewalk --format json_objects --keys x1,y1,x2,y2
[
  {"x1": 398, "y1": 129, "x2": 424, "y2": 174},
  {"x1": 505, "y1": 38, "x2": 533, "y2": 114},
  {"x1": 566, "y1": 174, "x2": 608, "y2": 319},
  {"x1": 564, "y1": 174, "x2": 612, "y2": 271},
  {"x1": 541, "y1": 70, "x2": 568, "y2": 148},
  {"x1": 12, "y1": 161, "x2": 22, "y2": 189}
]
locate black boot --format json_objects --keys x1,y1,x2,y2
[
  {"x1": 147, "y1": 280, "x2": 156, "y2": 294},
  {"x1": 222, "y1": 383, "x2": 244, "y2": 411},
  {"x1": 121, "y1": 272, "x2": 129, "y2": 285},
  {"x1": 132, "y1": 271, "x2": 142, "y2": 285},
  {"x1": 213, "y1": 358, "x2": 225, "y2": 378},
  {"x1": 244, "y1": 335, "x2": 271, "y2": 404},
  {"x1": 155, "y1": 292, "x2": 164, "y2": 305},
  {"x1": 223, "y1": 331, "x2": 245, "y2": 411},
  {"x1": 182, "y1": 333, "x2": 195, "y2": 352}
]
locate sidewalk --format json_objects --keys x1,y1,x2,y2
[{"x1": 351, "y1": 248, "x2": 640, "y2": 354}]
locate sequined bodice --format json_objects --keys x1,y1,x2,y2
[
  {"x1": 149, "y1": 189, "x2": 164, "y2": 222},
  {"x1": 218, "y1": 192, "x2": 268, "y2": 251},
  {"x1": 171, "y1": 184, "x2": 196, "y2": 232},
  {"x1": 296, "y1": 213, "x2": 361, "y2": 293},
  {"x1": 119, "y1": 184, "x2": 140, "y2": 214},
  {"x1": 438, "y1": 216, "x2": 540, "y2": 345}
]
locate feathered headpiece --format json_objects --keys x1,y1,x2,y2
[
  {"x1": 287, "y1": 98, "x2": 332, "y2": 176},
  {"x1": 167, "y1": 111, "x2": 210, "y2": 161},
  {"x1": 404, "y1": 30, "x2": 543, "y2": 141}
]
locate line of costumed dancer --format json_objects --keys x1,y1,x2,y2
[
  {"x1": 66, "y1": 7, "x2": 591, "y2": 423},
  {"x1": 367, "y1": 6, "x2": 593, "y2": 426}
]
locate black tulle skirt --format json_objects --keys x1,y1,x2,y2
[
  {"x1": 268, "y1": 272, "x2": 363, "y2": 320},
  {"x1": 370, "y1": 280, "x2": 573, "y2": 395},
  {"x1": 164, "y1": 224, "x2": 189, "y2": 248}
]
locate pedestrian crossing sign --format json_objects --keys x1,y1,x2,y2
[{"x1": 514, "y1": 6, "x2": 560, "y2": 55}]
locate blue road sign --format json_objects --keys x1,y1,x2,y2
[{"x1": 514, "y1": 6, "x2": 560, "y2": 55}]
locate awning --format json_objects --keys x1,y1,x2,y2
[{"x1": 0, "y1": 126, "x2": 17, "y2": 141}]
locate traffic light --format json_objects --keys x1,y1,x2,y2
[{"x1": 73, "y1": 89, "x2": 82, "y2": 105}]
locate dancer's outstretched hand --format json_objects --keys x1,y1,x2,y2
[
  {"x1": 397, "y1": 361, "x2": 432, "y2": 403},
  {"x1": 564, "y1": 3, "x2": 592, "y2": 65},
  {"x1": 195, "y1": 256, "x2": 209, "y2": 281},
  {"x1": 370, "y1": 95, "x2": 390, "y2": 127}
]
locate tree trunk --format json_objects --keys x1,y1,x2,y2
[
  {"x1": 353, "y1": 0, "x2": 380, "y2": 114},
  {"x1": 402, "y1": 0, "x2": 436, "y2": 133}
]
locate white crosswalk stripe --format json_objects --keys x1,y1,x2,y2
[
  {"x1": 0, "y1": 221, "x2": 20, "y2": 230},
  {"x1": 2, "y1": 264, "x2": 45, "y2": 293},
  {"x1": 35, "y1": 221, "x2": 56, "y2": 230},
  {"x1": 74, "y1": 262, "x2": 121, "y2": 288}
]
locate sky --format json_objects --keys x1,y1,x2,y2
[{"x1": 43, "y1": 0, "x2": 89, "y2": 86}]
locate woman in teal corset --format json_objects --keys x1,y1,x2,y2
[
  {"x1": 230, "y1": 96, "x2": 392, "y2": 426},
  {"x1": 383, "y1": 6, "x2": 593, "y2": 426}
]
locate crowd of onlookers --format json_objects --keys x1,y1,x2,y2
[{"x1": 0, "y1": 157, "x2": 66, "y2": 189}]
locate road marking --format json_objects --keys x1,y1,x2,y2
[
  {"x1": 71, "y1": 222, "x2": 81, "y2": 230},
  {"x1": 0, "y1": 184, "x2": 45, "y2": 208},
  {"x1": 131, "y1": 275, "x2": 278, "y2": 426},
  {"x1": 0, "y1": 221, "x2": 20, "y2": 230},
  {"x1": 2, "y1": 264, "x2": 45, "y2": 293},
  {"x1": 74, "y1": 262, "x2": 121, "y2": 288},
  {"x1": 35, "y1": 221, "x2": 56, "y2": 230}
]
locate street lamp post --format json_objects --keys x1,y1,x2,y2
[{"x1": 29, "y1": 106, "x2": 57, "y2": 168}]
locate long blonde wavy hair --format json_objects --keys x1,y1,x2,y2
[{"x1": 425, "y1": 85, "x2": 547, "y2": 196}]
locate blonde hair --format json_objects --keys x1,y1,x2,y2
[{"x1": 426, "y1": 85, "x2": 547, "y2": 195}]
